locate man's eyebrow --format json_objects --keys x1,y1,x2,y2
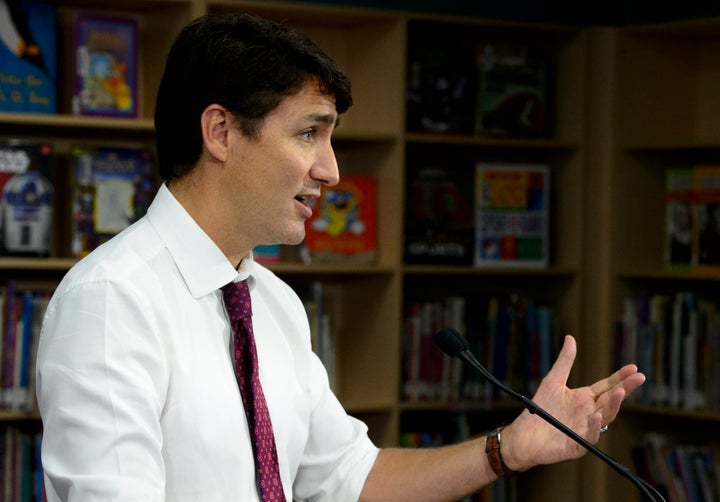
[{"x1": 308, "y1": 113, "x2": 341, "y2": 128}]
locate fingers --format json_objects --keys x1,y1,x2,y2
[
  {"x1": 594, "y1": 371, "x2": 645, "y2": 426},
  {"x1": 596, "y1": 386, "x2": 626, "y2": 427},
  {"x1": 544, "y1": 335, "x2": 576, "y2": 387},
  {"x1": 589, "y1": 364, "x2": 645, "y2": 399}
]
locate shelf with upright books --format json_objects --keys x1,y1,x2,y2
[
  {"x1": 578, "y1": 20, "x2": 720, "y2": 502},
  {"x1": 400, "y1": 13, "x2": 588, "y2": 502},
  {"x1": 610, "y1": 149, "x2": 720, "y2": 277},
  {"x1": 0, "y1": 2, "x2": 194, "y2": 497}
]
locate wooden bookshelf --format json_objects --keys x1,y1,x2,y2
[
  {"x1": 0, "y1": 1, "x2": 586, "y2": 500},
  {"x1": 584, "y1": 22, "x2": 720, "y2": 502},
  {"x1": 5, "y1": 1, "x2": 719, "y2": 501}
]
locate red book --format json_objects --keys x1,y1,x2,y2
[{"x1": 303, "y1": 175, "x2": 377, "y2": 263}]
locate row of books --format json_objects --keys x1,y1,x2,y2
[
  {"x1": 404, "y1": 162, "x2": 550, "y2": 268},
  {"x1": 300, "y1": 281, "x2": 337, "y2": 391},
  {"x1": 632, "y1": 432, "x2": 720, "y2": 502},
  {"x1": 402, "y1": 294, "x2": 557, "y2": 403},
  {"x1": 407, "y1": 38, "x2": 549, "y2": 139},
  {"x1": 0, "y1": 282, "x2": 50, "y2": 412},
  {"x1": 665, "y1": 165, "x2": 720, "y2": 271},
  {"x1": 0, "y1": 427, "x2": 44, "y2": 502},
  {"x1": 0, "y1": 140, "x2": 156, "y2": 258},
  {"x1": 1, "y1": 1, "x2": 138, "y2": 117},
  {"x1": 613, "y1": 290, "x2": 720, "y2": 412}
]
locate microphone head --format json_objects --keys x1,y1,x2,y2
[{"x1": 434, "y1": 328, "x2": 470, "y2": 357}]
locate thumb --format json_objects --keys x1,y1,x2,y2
[{"x1": 545, "y1": 335, "x2": 577, "y2": 387}]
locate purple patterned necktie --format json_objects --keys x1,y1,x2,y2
[{"x1": 222, "y1": 280, "x2": 286, "y2": 501}]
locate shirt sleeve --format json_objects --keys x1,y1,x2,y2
[
  {"x1": 36, "y1": 279, "x2": 168, "y2": 501},
  {"x1": 291, "y1": 350, "x2": 380, "y2": 501}
]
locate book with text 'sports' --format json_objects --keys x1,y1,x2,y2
[{"x1": 404, "y1": 164, "x2": 475, "y2": 266}]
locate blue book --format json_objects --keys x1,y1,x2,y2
[{"x1": 0, "y1": 0, "x2": 57, "y2": 113}]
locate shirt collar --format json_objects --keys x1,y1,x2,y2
[{"x1": 146, "y1": 183, "x2": 254, "y2": 298}]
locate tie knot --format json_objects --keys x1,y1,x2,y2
[{"x1": 221, "y1": 280, "x2": 252, "y2": 322}]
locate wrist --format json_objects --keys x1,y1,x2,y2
[{"x1": 485, "y1": 427, "x2": 517, "y2": 478}]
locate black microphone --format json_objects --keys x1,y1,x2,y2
[{"x1": 434, "y1": 328, "x2": 665, "y2": 502}]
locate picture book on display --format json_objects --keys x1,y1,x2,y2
[
  {"x1": 72, "y1": 13, "x2": 139, "y2": 118},
  {"x1": 663, "y1": 165, "x2": 720, "y2": 272},
  {"x1": 664, "y1": 167, "x2": 694, "y2": 269},
  {"x1": 475, "y1": 42, "x2": 549, "y2": 138},
  {"x1": 474, "y1": 162, "x2": 549, "y2": 268},
  {"x1": 303, "y1": 175, "x2": 377, "y2": 263},
  {"x1": 404, "y1": 165, "x2": 475, "y2": 265},
  {"x1": 0, "y1": 0, "x2": 56, "y2": 114},
  {"x1": 693, "y1": 165, "x2": 720, "y2": 270},
  {"x1": 71, "y1": 145, "x2": 156, "y2": 257},
  {"x1": 0, "y1": 140, "x2": 53, "y2": 257},
  {"x1": 406, "y1": 41, "x2": 476, "y2": 134}
]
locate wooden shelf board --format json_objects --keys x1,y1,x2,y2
[
  {"x1": 0, "y1": 410, "x2": 40, "y2": 421},
  {"x1": 342, "y1": 399, "x2": 395, "y2": 414},
  {"x1": 405, "y1": 132, "x2": 578, "y2": 150},
  {"x1": 624, "y1": 403, "x2": 720, "y2": 422},
  {"x1": 403, "y1": 264, "x2": 577, "y2": 277},
  {"x1": 622, "y1": 142, "x2": 720, "y2": 152},
  {"x1": 618, "y1": 270, "x2": 720, "y2": 281},
  {"x1": 0, "y1": 257, "x2": 77, "y2": 271},
  {"x1": 0, "y1": 112, "x2": 155, "y2": 132},
  {"x1": 267, "y1": 262, "x2": 395, "y2": 276},
  {"x1": 399, "y1": 399, "x2": 522, "y2": 413}
]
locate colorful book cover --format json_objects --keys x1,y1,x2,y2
[
  {"x1": 0, "y1": 140, "x2": 53, "y2": 256},
  {"x1": 475, "y1": 42, "x2": 548, "y2": 138},
  {"x1": 0, "y1": 0, "x2": 57, "y2": 113},
  {"x1": 693, "y1": 165, "x2": 720, "y2": 269},
  {"x1": 403, "y1": 165, "x2": 475, "y2": 265},
  {"x1": 71, "y1": 145, "x2": 156, "y2": 257},
  {"x1": 664, "y1": 167, "x2": 695, "y2": 270},
  {"x1": 474, "y1": 162, "x2": 549, "y2": 268},
  {"x1": 304, "y1": 175, "x2": 377, "y2": 263},
  {"x1": 71, "y1": 13, "x2": 138, "y2": 118}
]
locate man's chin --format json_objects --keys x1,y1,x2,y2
[{"x1": 280, "y1": 232, "x2": 306, "y2": 247}]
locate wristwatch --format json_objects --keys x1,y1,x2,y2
[{"x1": 485, "y1": 427, "x2": 517, "y2": 477}]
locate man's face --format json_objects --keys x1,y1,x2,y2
[{"x1": 223, "y1": 79, "x2": 340, "y2": 248}]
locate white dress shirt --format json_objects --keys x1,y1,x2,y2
[{"x1": 36, "y1": 183, "x2": 379, "y2": 501}]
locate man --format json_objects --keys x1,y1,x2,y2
[{"x1": 36, "y1": 12, "x2": 645, "y2": 501}]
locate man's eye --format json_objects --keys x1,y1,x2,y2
[{"x1": 300, "y1": 130, "x2": 315, "y2": 141}]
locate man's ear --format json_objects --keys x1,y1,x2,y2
[{"x1": 200, "y1": 104, "x2": 231, "y2": 162}]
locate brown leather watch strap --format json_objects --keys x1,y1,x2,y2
[{"x1": 485, "y1": 427, "x2": 517, "y2": 478}]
